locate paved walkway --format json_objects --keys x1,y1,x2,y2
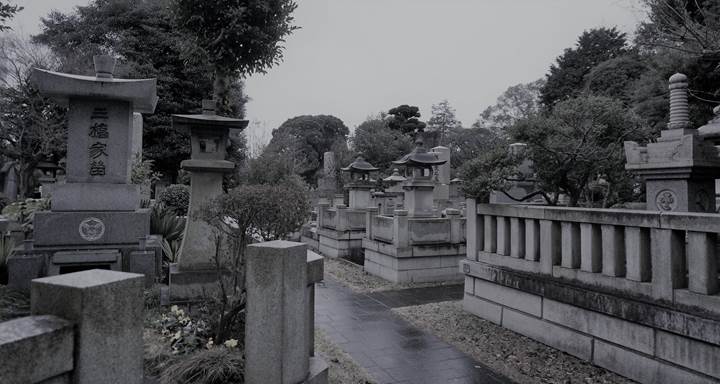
[{"x1": 315, "y1": 278, "x2": 513, "y2": 384}]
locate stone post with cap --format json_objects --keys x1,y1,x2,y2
[{"x1": 624, "y1": 73, "x2": 720, "y2": 212}]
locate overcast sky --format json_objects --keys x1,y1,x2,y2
[{"x1": 13, "y1": 0, "x2": 646, "y2": 144}]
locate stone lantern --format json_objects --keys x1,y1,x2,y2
[
  {"x1": 170, "y1": 100, "x2": 248, "y2": 300},
  {"x1": 625, "y1": 73, "x2": 720, "y2": 212},
  {"x1": 341, "y1": 156, "x2": 378, "y2": 209},
  {"x1": 393, "y1": 138, "x2": 447, "y2": 217},
  {"x1": 383, "y1": 169, "x2": 407, "y2": 194}
]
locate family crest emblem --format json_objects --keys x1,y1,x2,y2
[{"x1": 79, "y1": 217, "x2": 106, "y2": 241}]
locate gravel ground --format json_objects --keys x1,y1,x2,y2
[
  {"x1": 392, "y1": 301, "x2": 636, "y2": 384},
  {"x1": 322, "y1": 256, "x2": 461, "y2": 293},
  {"x1": 315, "y1": 329, "x2": 376, "y2": 384}
]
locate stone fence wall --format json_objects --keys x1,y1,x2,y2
[
  {"x1": 0, "y1": 270, "x2": 144, "y2": 384},
  {"x1": 462, "y1": 199, "x2": 720, "y2": 384},
  {"x1": 365, "y1": 209, "x2": 465, "y2": 247},
  {"x1": 318, "y1": 204, "x2": 366, "y2": 232}
]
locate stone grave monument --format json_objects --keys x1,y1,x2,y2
[
  {"x1": 169, "y1": 100, "x2": 248, "y2": 301},
  {"x1": 625, "y1": 73, "x2": 720, "y2": 212},
  {"x1": 7, "y1": 55, "x2": 160, "y2": 289}
]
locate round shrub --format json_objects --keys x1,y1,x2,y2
[{"x1": 158, "y1": 185, "x2": 190, "y2": 216}]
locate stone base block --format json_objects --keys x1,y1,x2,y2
[
  {"x1": 318, "y1": 234, "x2": 363, "y2": 261},
  {"x1": 305, "y1": 357, "x2": 329, "y2": 384},
  {"x1": 127, "y1": 250, "x2": 159, "y2": 287},
  {"x1": 47, "y1": 183, "x2": 140, "y2": 211},
  {"x1": 364, "y1": 247, "x2": 464, "y2": 283},
  {"x1": 7, "y1": 253, "x2": 46, "y2": 292},
  {"x1": 169, "y1": 264, "x2": 230, "y2": 302},
  {"x1": 34, "y1": 210, "x2": 150, "y2": 247}
]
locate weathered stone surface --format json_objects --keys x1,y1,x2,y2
[
  {"x1": 177, "y1": 171, "x2": 224, "y2": 270},
  {"x1": 245, "y1": 241, "x2": 309, "y2": 384},
  {"x1": 462, "y1": 259, "x2": 720, "y2": 346},
  {"x1": 127, "y1": 250, "x2": 158, "y2": 287},
  {"x1": 0, "y1": 315, "x2": 74, "y2": 384},
  {"x1": 594, "y1": 340, "x2": 717, "y2": 384},
  {"x1": 307, "y1": 250, "x2": 324, "y2": 284},
  {"x1": 543, "y1": 299, "x2": 654, "y2": 355},
  {"x1": 31, "y1": 270, "x2": 145, "y2": 384},
  {"x1": 168, "y1": 263, "x2": 229, "y2": 302},
  {"x1": 33, "y1": 210, "x2": 150, "y2": 246},
  {"x1": 473, "y1": 278, "x2": 542, "y2": 317},
  {"x1": 463, "y1": 292, "x2": 502, "y2": 325},
  {"x1": 47, "y1": 183, "x2": 141, "y2": 211},
  {"x1": 650, "y1": 228, "x2": 686, "y2": 301},
  {"x1": 655, "y1": 330, "x2": 720, "y2": 379},
  {"x1": 503, "y1": 308, "x2": 593, "y2": 361},
  {"x1": 7, "y1": 253, "x2": 46, "y2": 292}
]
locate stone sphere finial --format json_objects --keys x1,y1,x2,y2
[
  {"x1": 93, "y1": 55, "x2": 116, "y2": 79},
  {"x1": 668, "y1": 73, "x2": 690, "y2": 129}
]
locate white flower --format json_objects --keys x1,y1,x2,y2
[
  {"x1": 206, "y1": 338, "x2": 214, "y2": 349},
  {"x1": 172, "y1": 331, "x2": 182, "y2": 341},
  {"x1": 170, "y1": 305, "x2": 179, "y2": 313},
  {"x1": 224, "y1": 339, "x2": 238, "y2": 348}
]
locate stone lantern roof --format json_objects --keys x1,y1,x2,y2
[
  {"x1": 341, "y1": 156, "x2": 378, "y2": 173},
  {"x1": 383, "y1": 169, "x2": 407, "y2": 182},
  {"x1": 172, "y1": 100, "x2": 249, "y2": 131},
  {"x1": 31, "y1": 55, "x2": 158, "y2": 113},
  {"x1": 393, "y1": 138, "x2": 447, "y2": 168}
]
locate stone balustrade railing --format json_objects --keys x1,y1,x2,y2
[
  {"x1": 466, "y1": 202, "x2": 720, "y2": 309},
  {"x1": 317, "y1": 204, "x2": 366, "y2": 231},
  {"x1": 366, "y1": 208, "x2": 465, "y2": 247}
]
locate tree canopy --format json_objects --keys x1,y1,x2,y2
[
  {"x1": 263, "y1": 115, "x2": 349, "y2": 186},
  {"x1": 0, "y1": 1, "x2": 21, "y2": 31},
  {"x1": 426, "y1": 100, "x2": 461, "y2": 144},
  {"x1": 540, "y1": 27, "x2": 630, "y2": 108},
  {"x1": 351, "y1": 115, "x2": 414, "y2": 173},
  {"x1": 173, "y1": 0, "x2": 298, "y2": 113},
  {"x1": 34, "y1": 0, "x2": 249, "y2": 180},
  {"x1": 387, "y1": 105, "x2": 426, "y2": 135},
  {"x1": 474, "y1": 79, "x2": 544, "y2": 138}
]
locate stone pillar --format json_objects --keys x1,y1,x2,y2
[
  {"x1": 465, "y1": 198, "x2": 482, "y2": 260},
  {"x1": 431, "y1": 146, "x2": 451, "y2": 201},
  {"x1": 447, "y1": 208, "x2": 462, "y2": 244},
  {"x1": 31, "y1": 270, "x2": 145, "y2": 384},
  {"x1": 347, "y1": 184, "x2": 372, "y2": 209},
  {"x1": 403, "y1": 180, "x2": 435, "y2": 217},
  {"x1": 365, "y1": 207, "x2": 379, "y2": 239},
  {"x1": 393, "y1": 210, "x2": 409, "y2": 248},
  {"x1": 131, "y1": 112, "x2": 143, "y2": 160},
  {"x1": 245, "y1": 241, "x2": 309, "y2": 384},
  {"x1": 335, "y1": 205, "x2": 348, "y2": 231},
  {"x1": 317, "y1": 203, "x2": 329, "y2": 229}
]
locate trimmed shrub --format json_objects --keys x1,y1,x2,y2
[{"x1": 158, "y1": 185, "x2": 190, "y2": 216}]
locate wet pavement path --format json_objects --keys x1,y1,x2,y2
[{"x1": 315, "y1": 277, "x2": 514, "y2": 384}]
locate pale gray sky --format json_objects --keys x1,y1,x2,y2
[{"x1": 13, "y1": 0, "x2": 646, "y2": 144}]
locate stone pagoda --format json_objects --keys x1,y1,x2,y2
[
  {"x1": 341, "y1": 156, "x2": 378, "y2": 209},
  {"x1": 393, "y1": 138, "x2": 447, "y2": 217},
  {"x1": 625, "y1": 73, "x2": 720, "y2": 212},
  {"x1": 169, "y1": 100, "x2": 248, "y2": 301},
  {"x1": 11, "y1": 55, "x2": 159, "y2": 287}
]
